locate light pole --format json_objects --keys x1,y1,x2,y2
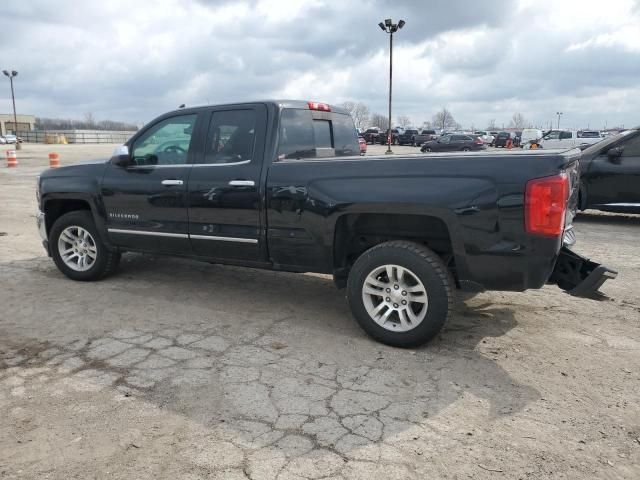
[
  {"x1": 378, "y1": 18, "x2": 405, "y2": 154},
  {"x1": 2, "y1": 69, "x2": 20, "y2": 150},
  {"x1": 556, "y1": 111, "x2": 563, "y2": 130}
]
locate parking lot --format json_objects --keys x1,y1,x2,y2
[{"x1": 1, "y1": 144, "x2": 639, "y2": 479}]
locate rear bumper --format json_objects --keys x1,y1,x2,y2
[{"x1": 549, "y1": 247, "x2": 617, "y2": 298}]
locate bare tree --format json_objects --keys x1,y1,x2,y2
[
  {"x1": 396, "y1": 115, "x2": 411, "y2": 128},
  {"x1": 421, "y1": 120, "x2": 433, "y2": 129},
  {"x1": 35, "y1": 116, "x2": 138, "y2": 131},
  {"x1": 370, "y1": 113, "x2": 389, "y2": 130},
  {"x1": 341, "y1": 101, "x2": 370, "y2": 131},
  {"x1": 486, "y1": 119, "x2": 497, "y2": 131},
  {"x1": 509, "y1": 112, "x2": 527, "y2": 129},
  {"x1": 432, "y1": 108, "x2": 457, "y2": 131},
  {"x1": 83, "y1": 112, "x2": 96, "y2": 127}
]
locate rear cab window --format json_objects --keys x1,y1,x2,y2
[{"x1": 277, "y1": 108, "x2": 359, "y2": 160}]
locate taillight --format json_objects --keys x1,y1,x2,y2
[
  {"x1": 308, "y1": 101, "x2": 331, "y2": 112},
  {"x1": 525, "y1": 173, "x2": 569, "y2": 237},
  {"x1": 474, "y1": 137, "x2": 483, "y2": 144}
]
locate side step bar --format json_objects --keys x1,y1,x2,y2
[{"x1": 550, "y1": 247, "x2": 617, "y2": 298}]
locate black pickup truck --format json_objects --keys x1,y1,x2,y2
[{"x1": 36, "y1": 100, "x2": 616, "y2": 347}]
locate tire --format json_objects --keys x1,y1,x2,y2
[
  {"x1": 424, "y1": 147, "x2": 432, "y2": 152},
  {"x1": 462, "y1": 147, "x2": 470, "y2": 152},
  {"x1": 347, "y1": 240, "x2": 453, "y2": 347},
  {"x1": 50, "y1": 210, "x2": 120, "y2": 281}
]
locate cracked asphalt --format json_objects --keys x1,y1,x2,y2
[{"x1": 1, "y1": 144, "x2": 639, "y2": 479}]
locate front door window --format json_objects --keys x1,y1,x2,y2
[{"x1": 131, "y1": 114, "x2": 197, "y2": 166}]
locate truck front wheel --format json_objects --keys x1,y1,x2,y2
[
  {"x1": 347, "y1": 241, "x2": 453, "y2": 347},
  {"x1": 50, "y1": 211, "x2": 120, "y2": 281}
]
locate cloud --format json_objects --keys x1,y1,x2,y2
[{"x1": 0, "y1": 0, "x2": 638, "y2": 130}]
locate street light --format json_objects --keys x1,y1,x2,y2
[
  {"x1": 2, "y1": 69, "x2": 20, "y2": 150},
  {"x1": 378, "y1": 18, "x2": 405, "y2": 154},
  {"x1": 556, "y1": 111, "x2": 563, "y2": 129}
]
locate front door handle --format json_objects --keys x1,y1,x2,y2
[
  {"x1": 228, "y1": 180, "x2": 255, "y2": 187},
  {"x1": 161, "y1": 179, "x2": 184, "y2": 186}
]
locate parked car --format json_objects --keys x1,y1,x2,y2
[
  {"x1": 412, "y1": 129, "x2": 439, "y2": 146},
  {"x1": 396, "y1": 129, "x2": 420, "y2": 146},
  {"x1": 0, "y1": 136, "x2": 6, "y2": 144},
  {"x1": 520, "y1": 128, "x2": 544, "y2": 149},
  {"x1": 578, "y1": 127, "x2": 640, "y2": 213},
  {"x1": 474, "y1": 131, "x2": 495, "y2": 145},
  {"x1": 3, "y1": 134, "x2": 19, "y2": 144},
  {"x1": 358, "y1": 135, "x2": 367, "y2": 156},
  {"x1": 378, "y1": 128, "x2": 401, "y2": 145},
  {"x1": 494, "y1": 131, "x2": 514, "y2": 148},
  {"x1": 36, "y1": 99, "x2": 615, "y2": 347},
  {"x1": 514, "y1": 131, "x2": 523, "y2": 147},
  {"x1": 362, "y1": 128, "x2": 380, "y2": 145},
  {"x1": 538, "y1": 130, "x2": 602, "y2": 150},
  {"x1": 420, "y1": 134, "x2": 485, "y2": 152}
]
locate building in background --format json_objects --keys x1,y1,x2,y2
[{"x1": 0, "y1": 113, "x2": 35, "y2": 135}]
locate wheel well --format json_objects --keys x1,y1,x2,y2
[
  {"x1": 333, "y1": 213, "x2": 455, "y2": 284},
  {"x1": 44, "y1": 199, "x2": 91, "y2": 234}
]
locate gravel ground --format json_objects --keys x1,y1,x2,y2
[{"x1": 0, "y1": 143, "x2": 639, "y2": 479}]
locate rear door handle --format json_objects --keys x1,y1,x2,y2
[
  {"x1": 161, "y1": 179, "x2": 184, "y2": 186},
  {"x1": 228, "y1": 180, "x2": 255, "y2": 187}
]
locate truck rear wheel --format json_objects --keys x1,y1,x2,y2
[
  {"x1": 347, "y1": 241, "x2": 453, "y2": 347},
  {"x1": 50, "y1": 211, "x2": 120, "y2": 281}
]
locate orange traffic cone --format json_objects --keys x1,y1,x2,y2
[
  {"x1": 49, "y1": 152, "x2": 60, "y2": 168},
  {"x1": 506, "y1": 138, "x2": 513, "y2": 149},
  {"x1": 6, "y1": 149, "x2": 17, "y2": 167}
]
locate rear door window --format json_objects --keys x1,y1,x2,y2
[
  {"x1": 201, "y1": 109, "x2": 257, "y2": 164},
  {"x1": 277, "y1": 108, "x2": 359, "y2": 160},
  {"x1": 560, "y1": 131, "x2": 573, "y2": 139}
]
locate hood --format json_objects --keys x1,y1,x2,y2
[{"x1": 40, "y1": 157, "x2": 110, "y2": 179}]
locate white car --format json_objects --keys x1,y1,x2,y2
[
  {"x1": 520, "y1": 129, "x2": 543, "y2": 148},
  {"x1": 0, "y1": 136, "x2": 6, "y2": 144},
  {"x1": 474, "y1": 131, "x2": 495, "y2": 145},
  {"x1": 537, "y1": 130, "x2": 602, "y2": 150},
  {"x1": 3, "y1": 134, "x2": 18, "y2": 144}
]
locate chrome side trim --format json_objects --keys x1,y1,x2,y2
[
  {"x1": 190, "y1": 234, "x2": 258, "y2": 244},
  {"x1": 107, "y1": 228, "x2": 258, "y2": 243},
  {"x1": 107, "y1": 228, "x2": 189, "y2": 239},
  {"x1": 191, "y1": 159, "x2": 251, "y2": 167},
  {"x1": 602, "y1": 203, "x2": 640, "y2": 207},
  {"x1": 127, "y1": 164, "x2": 190, "y2": 169},
  {"x1": 126, "y1": 159, "x2": 251, "y2": 169}
]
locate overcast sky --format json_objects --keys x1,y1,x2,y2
[{"x1": 2, "y1": 0, "x2": 639, "y2": 130}]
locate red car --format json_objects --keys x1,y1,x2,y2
[{"x1": 358, "y1": 136, "x2": 367, "y2": 156}]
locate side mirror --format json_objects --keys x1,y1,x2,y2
[
  {"x1": 111, "y1": 145, "x2": 131, "y2": 167},
  {"x1": 606, "y1": 146, "x2": 623, "y2": 160}
]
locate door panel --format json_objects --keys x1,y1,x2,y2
[
  {"x1": 587, "y1": 134, "x2": 640, "y2": 205},
  {"x1": 101, "y1": 113, "x2": 201, "y2": 254},
  {"x1": 187, "y1": 105, "x2": 267, "y2": 262}
]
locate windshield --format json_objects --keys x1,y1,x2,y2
[{"x1": 581, "y1": 129, "x2": 635, "y2": 156}]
